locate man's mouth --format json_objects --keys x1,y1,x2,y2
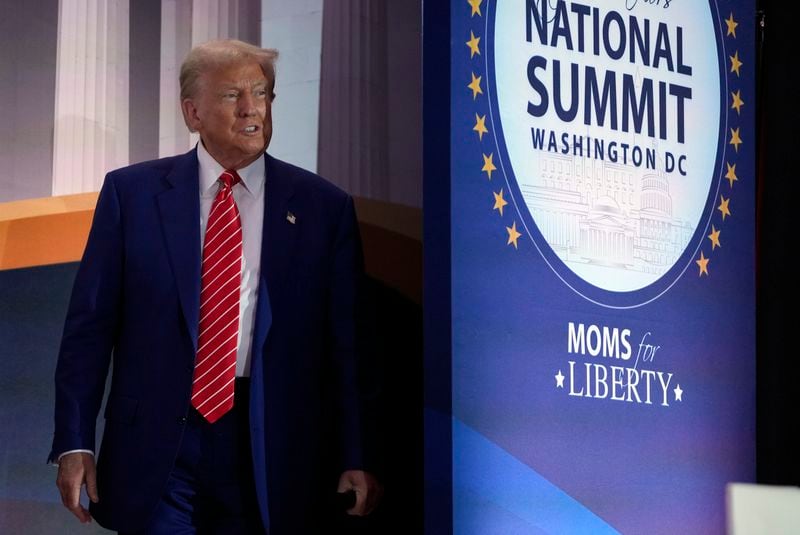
[{"x1": 243, "y1": 125, "x2": 260, "y2": 134}]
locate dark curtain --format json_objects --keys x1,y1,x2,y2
[{"x1": 756, "y1": 1, "x2": 799, "y2": 486}]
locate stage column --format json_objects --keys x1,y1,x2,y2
[
  {"x1": 317, "y1": 0, "x2": 389, "y2": 199},
  {"x1": 52, "y1": 0, "x2": 130, "y2": 195}
]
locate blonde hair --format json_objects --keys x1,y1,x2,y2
[{"x1": 179, "y1": 39, "x2": 279, "y2": 100}]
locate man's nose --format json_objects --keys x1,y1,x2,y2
[{"x1": 237, "y1": 93, "x2": 257, "y2": 116}]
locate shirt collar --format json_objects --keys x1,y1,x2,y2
[{"x1": 197, "y1": 141, "x2": 265, "y2": 198}]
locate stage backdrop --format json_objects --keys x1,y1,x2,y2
[{"x1": 426, "y1": 0, "x2": 756, "y2": 533}]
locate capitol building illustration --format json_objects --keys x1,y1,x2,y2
[{"x1": 521, "y1": 150, "x2": 695, "y2": 277}]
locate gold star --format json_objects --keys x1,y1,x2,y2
[
  {"x1": 729, "y1": 127, "x2": 742, "y2": 152},
  {"x1": 731, "y1": 90, "x2": 744, "y2": 114},
  {"x1": 493, "y1": 189, "x2": 508, "y2": 216},
  {"x1": 696, "y1": 251, "x2": 709, "y2": 276},
  {"x1": 718, "y1": 195, "x2": 731, "y2": 220},
  {"x1": 506, "y1": 221, "x2": 521, "y2": 249},
  {"x1": 708, "y1": 225, "x2": 721, "y2": 250},
  {"x1": 468, "y1": 72, "x2": 483, "y2": 99},
  {"x1": 466, "y1": 31, "x2": 481, "y2": 58},
  {"x1": 730, "y1": 51, "x2": 743, "y2": 76},
  {"x1": 482, "y1": 153, "x2": 497, "y2": 179},
  {"x1": 725, "y1": 13, "x2": 738, "y2": 38},
  {"x1": 725, "y1": 162, "x2": 738, "y2": 188},
  {"x1": 468, "y1": 0, "x2": 482, "y2": 17},
  {"x1": 473, "y1": 114, "x2": 488, "y2": 140}
]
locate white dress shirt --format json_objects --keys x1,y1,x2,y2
[{"x1": 197, "y1": 141, "x2": 264, "y2": 378}]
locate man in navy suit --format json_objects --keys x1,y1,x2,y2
[{"x1": 50, "y1": 39, "x2": 381, "y2": 534}]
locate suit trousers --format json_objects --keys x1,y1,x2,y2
[{"x1": 120, "y1": 379, "x2": 264, "y2": 535}]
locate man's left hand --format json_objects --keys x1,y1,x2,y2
[{"x1": 337, "y1": 470, "x2": 383, "y2": 516}]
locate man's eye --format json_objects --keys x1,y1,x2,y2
[
  {"x1": 223, "y1": 93, "x2": 238, "y2": 100},
  {"x1": 254, "y1": 89, "x2": 267, "y2": 97}
]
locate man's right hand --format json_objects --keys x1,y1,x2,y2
[{"x1": 56, "y1": 452, "x2": 99, "y2": 523}]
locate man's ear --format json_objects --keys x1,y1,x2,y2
[{"x1": 181, "y1": 98, "x2": 200, "y2": 133}]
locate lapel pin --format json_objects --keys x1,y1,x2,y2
[{"x1": 286, "y1": 211, "x2": 296, "y2": 224}]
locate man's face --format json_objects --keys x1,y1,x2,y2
[{"x1": 183, "y1": 61, "x2": 273, "y2": 170}]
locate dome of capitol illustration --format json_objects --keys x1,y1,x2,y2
[{"x1": 641, "y1": 172, "x2": 673, "y2": 216}]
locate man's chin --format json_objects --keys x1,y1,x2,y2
[
  {"x1": 237, "y1": 143, "x2": 266, "y2": 159},
  {"x1": 231, "y1": 146, "x2": 268, "y2": 168},
  {"x1": 244, "y1": 139, "x2": 268, "y2": 154}
]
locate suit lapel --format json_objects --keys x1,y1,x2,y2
[
  {"x1": 249, "y1": 154, "x2": 296, "y2": 523},
  {"x1": 252, "y1": 154, "x2": 297, "y2": 356},
  {"x1": 156, "y1": 149, "x2": 201, "y2": 351}
]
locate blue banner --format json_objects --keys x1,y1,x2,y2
[{"x1": 447, "y1": 0, "x2": 756, "y2": 532}]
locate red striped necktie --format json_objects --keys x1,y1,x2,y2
[{"x1": 191, "y1": 169, "x2": 243, "y2": 423}]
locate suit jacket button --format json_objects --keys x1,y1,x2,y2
[{"x1": 177, "y1": 416, "x2": 187, "y2": 424}]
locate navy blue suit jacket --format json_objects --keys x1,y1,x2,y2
[{"x1": 49, "y1": 149, "x2": 370, "y2": 533}]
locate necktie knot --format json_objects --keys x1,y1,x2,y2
[{"x1": 220, "y1": 170, "x2": 241, "y2": 190}]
